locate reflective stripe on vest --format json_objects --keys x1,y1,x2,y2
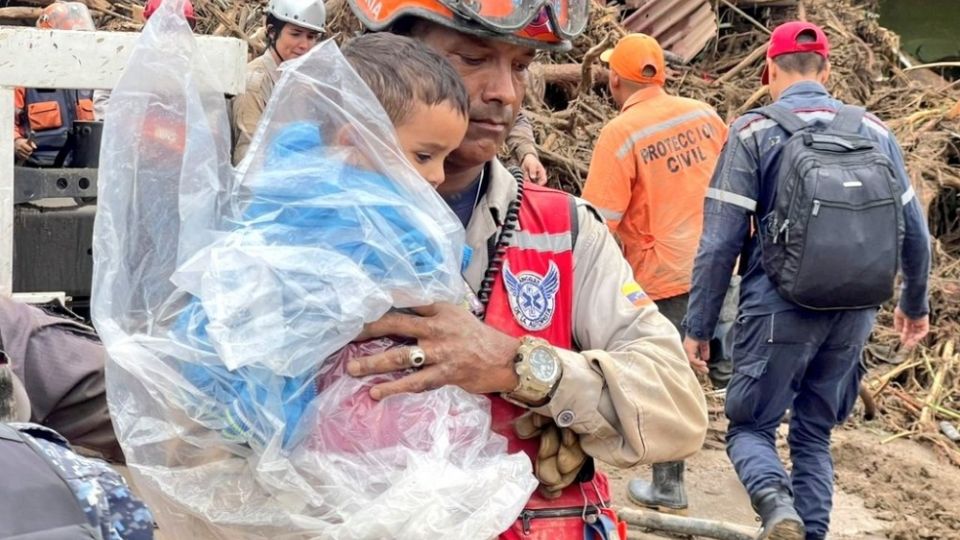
[{"x1": 482, "y1": 183, "x2": 610, "y2": 536}]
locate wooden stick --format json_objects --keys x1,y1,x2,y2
[
  {"x1": 880, "y1": 430, "x2": 916, "y2": 444},
  {"x1": 540, "y1": 63, "x2": 610, "y2": 87},
  {"x1": 90, "y1": 6, "x2": 134, "y2": 22},
  {"x1": 797, "y1": 0, "x2": 807, "y2": 21},
  {"x1": 0, "y1": 7, "x2": 41, "y2": 20},
  {"x1": 719, "y1": 0, "x2": 771, "y2": 35},
  {"x1": 712, "y1": 43, "x2": 767, "y2": 86},
  {"x1": 888, "y1": 386, "x2": 924, "y2": 414},
  {"x1": 538, "y1": 146, "x2": 589, "y2": 177},
  {"x1": 868, "y1": 359, "x2": 923, "y2": 395},
  {"x1": 732, "y1": 85, "x2": 769, "y2": 119},
  {"x1": 618, "y1": 507, "x2": 757, "y2": 540},
  {"x1": 577, "y1": 33, "x2": 614, "y2": 100},
  {"x1": 904, "y1": 62, "x2": 960, "y2": 72},
  {"x1": 920, "y1": 341, "x2": 955, "y2": 427}
]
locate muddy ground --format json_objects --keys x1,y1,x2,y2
[{"x1": 604, "y1": 416, "x2": 960, "y2": 540}]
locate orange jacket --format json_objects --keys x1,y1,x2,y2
[{"x1": 582, "y1": 86, "x2": 728, "y2": 301}]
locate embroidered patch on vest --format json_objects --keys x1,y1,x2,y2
[{"x1": 503, "y1": 261, "x2": 560, "y2": 331}]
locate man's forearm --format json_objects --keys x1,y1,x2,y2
[
  {"x1": 534, "y1": 342, "x2": 707, "y2": 468},
  {"x1": 507, "y1": 111, "x2": 538, "y2": 161},
  {"x1": 684, "y1": 208, "x2": 748, "y2": 340},
  {"x1": 899, "y1": 198, "x2": 931, "y2": 318}
]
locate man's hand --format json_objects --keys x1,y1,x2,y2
[
  {"x1": 683, "y1": 336, "x2": 710, "y2": 374},
  {"x1": 894, "y1": 306, "x2": 929, "y2": 350},
  {"x1": 14, "y1": 138, "x2": 36, "y2": 161},
  {"x1": 347, "y1": 303, "x2": 522, "y2": 400},
  {"x1": 521, "y1": 153, "x2": 548, "y2": 185}
]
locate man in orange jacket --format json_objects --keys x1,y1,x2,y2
[{"x1": 581, "y1": 33, "x2": 728, "y2": 514}]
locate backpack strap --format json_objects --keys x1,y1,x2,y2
[
  {"x1": 754, "y1": 104, "x2": 810, "y2": 135},
  {"x1": 828, "y1": 105, "x2": 867, "y2": 134}
]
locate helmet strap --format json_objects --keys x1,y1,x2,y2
[{"x1": 266, "y1": 23, "x2": 288, "y2": 63}]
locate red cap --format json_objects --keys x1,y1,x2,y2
[
  {"x1": 761, "y1": 21, "x2": 830, "y2": 84},
  {"x1": 144, "y1": 0, "x2": 196, "y2": 22}
]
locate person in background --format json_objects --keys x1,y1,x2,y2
[
  {"x1": 232, "y1": 0, "x2": 326, "y2": 164},
  {"x1": 507, "y1": 111, "x2": 548, "y2": 185},
  {"x1": 683, "y1": 21, "x2": 930, "y2": 539},
  {"x1": 93, "y1": 0, "x2": 198, "y2": 120},
  {"x1": 13, "y1": 2, "x2": 96, "y2": 167},
  {"x1": 580, "y1": 33, "x2": 728, "y2": 515}
]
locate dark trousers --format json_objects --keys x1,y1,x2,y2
[
  {"x1": 656, "y1": 293, "x2": 690, "y2": 334},
  {"x1": 724, "y1": 308, "x2": 876, "y2": 539}
]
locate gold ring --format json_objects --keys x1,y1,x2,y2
[{"x1": 407, "y1": 346, "x2": 427, "y2": 368}]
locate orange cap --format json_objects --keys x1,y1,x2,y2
[{"x1": 600, "y1": 33, "x2": 666, "y2": 86}]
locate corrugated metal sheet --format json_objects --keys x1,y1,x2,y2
[{"x1": 621, "y1": 0, "x2": 718, "y2": 63}]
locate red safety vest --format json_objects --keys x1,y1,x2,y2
[{"x1": 486, "y1": 183, "x2": 625, "y2": 540}]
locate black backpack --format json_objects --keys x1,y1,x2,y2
[{"x1": 755, "y1": 104, "x2": 905, "y2": 310}]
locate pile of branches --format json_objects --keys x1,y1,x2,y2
[{"x1": 866, "y1": 245, "x2": 960, "y2": 465}]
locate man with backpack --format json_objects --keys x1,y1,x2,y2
[{"x1": 683, "y1": 21, "x2": 930, "y2": 540}]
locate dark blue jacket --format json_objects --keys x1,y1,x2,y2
[{"x1": 684, "y1": 81, "x2": 930, "y2": 341}]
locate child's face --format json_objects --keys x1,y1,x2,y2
[{"x1": 394, "y1": 102, "x2": 468, "y2": 188}]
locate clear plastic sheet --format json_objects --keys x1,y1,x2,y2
[{"x1": 91, "y1": 2, "x2": 536, "y2": 538}]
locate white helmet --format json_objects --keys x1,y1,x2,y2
[{"x1": 267, "y1": 0, "x2": 326, "y2": 33}]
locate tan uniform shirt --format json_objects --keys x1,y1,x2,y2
[
  {"x1": 466, "y1": 159, "x2": 708, "y2": 466},
  {"x1": 506, "y1": 111, "x2": 538, "y2": 163},
  {"x1": 231, "y1": 52, "x2": 281, "y2": 165}
]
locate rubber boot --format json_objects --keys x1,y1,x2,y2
[
  {"x1": 626, "y1": 461, "x2": 688, "y2": 514},
  {"x1": 750, "y1": 486, "x2": 805, "y2": 540}
]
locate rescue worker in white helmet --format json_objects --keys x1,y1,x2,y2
[
  {"x1": 231, "y1": 0, "x2": 326, "y2": 164},
  {"x1": 342, "y1": 1, "x2": 709, "y2": 537}
]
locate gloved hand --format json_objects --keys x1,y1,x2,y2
[{"x1": 514, "y1": 411, "x2": 587, "y2": 499}]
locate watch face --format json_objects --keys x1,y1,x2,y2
[{"x1": 529, "y1": 347, "x2": 558, "y2": 382}]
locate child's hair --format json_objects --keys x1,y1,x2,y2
[{"x1": 341, "y1": 33, "x2": 469, "y2": 126}]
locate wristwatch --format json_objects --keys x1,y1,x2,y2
[{"x1": 502, "y1": 337, "x2": 563, "y2": 407}]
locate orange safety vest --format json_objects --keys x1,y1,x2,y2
[{"x1": 582, "y1": 86, "x2": 728, "y2": 301}]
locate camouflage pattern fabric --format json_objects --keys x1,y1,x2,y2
[{"x1": 11, "y1": 423, "x2": 155, "y2": 539}]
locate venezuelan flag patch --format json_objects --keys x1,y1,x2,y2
[{"x1": 621, "y1": 281, "x2": 652, "y2": 308}]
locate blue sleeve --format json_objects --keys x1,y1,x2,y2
[
  {"x1": 885, "y1": 137, "x2": 931, "y2": 318},
  {"x1": 684, "y1": 126, "x2": 758, "y2": 340}
]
